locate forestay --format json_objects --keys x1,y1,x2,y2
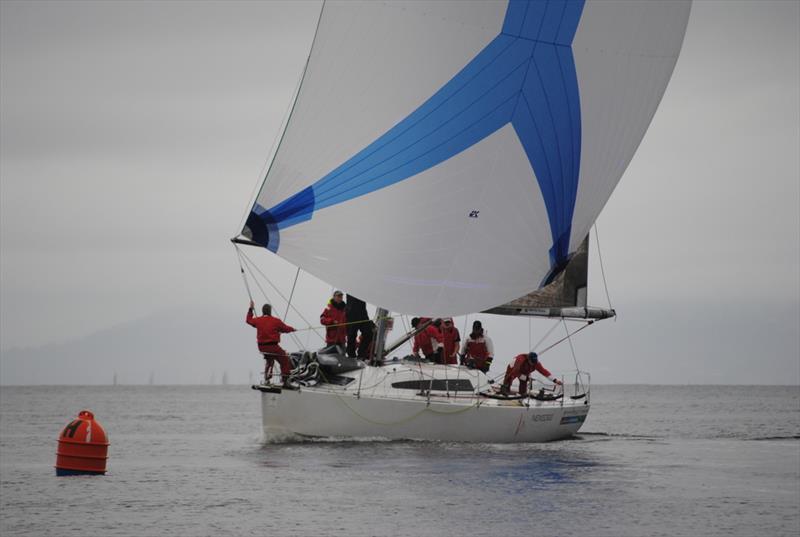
[{"x1": 239, "y1": 0, "x2": 691, "y2": 316}]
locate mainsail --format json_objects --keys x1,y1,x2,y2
[
  {"x1": 238, "y1": 0, "x2": 691, "y2": 316},
  {"x1": 483, "y1": 234, "x2": 613, "y2": 319}
]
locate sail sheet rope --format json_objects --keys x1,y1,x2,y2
[{"x1": 284, "y1": 267, "x2": 301, "y2": 320}]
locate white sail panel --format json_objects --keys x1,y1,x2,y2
[
  {"x1": 258, "y1": 1, "x2": 506, "y2": 206},
  {"x1": 274, "y1": 125, "x2": 554, "y2": 315},
  {"x1": 485, "y1": 235, "x2": 590, "y2": 316},
  {"x1": 242, "y1": 0, "x2": 691, "y2": 315},
  {"x1": 568, "y1": 0, "x2": 693, "y2": 252}
]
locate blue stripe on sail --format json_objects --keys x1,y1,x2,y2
[
  {"x1": 250, "y1": 0, "x2": 585, "y2": 268},
  {"x1": 245, "y1": 203, "x2": 281, "y2": 252}
]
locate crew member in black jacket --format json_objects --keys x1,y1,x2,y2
[{"x1": 345, "y1": 294, "x2": 374, "y2": 358}]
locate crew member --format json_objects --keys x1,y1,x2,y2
[
  {"x1": 320, "y1": 290, "x2": 347, "y2": 348},
  {"x1": 411, "y1": 317, "x2": 443, "y2": 363},
  {"x1": 440, "y1": 318, "x2": 460, "y2": 365},
  {"x1": 459, "y1": 320, "x2": 494, "y2": 373},
  {"x1": 501, "y1": 352, "x2": 562, "y2": 396},
  {"x1": 345, "y1": 294, "x2": 374, "y2": 358},
  {"x1": 246, "y1": 301, "x2": 296, "y2": 386}
]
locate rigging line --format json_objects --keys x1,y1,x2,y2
[
  {"x1": 562, "y1": 319, "x2": 580, "y2": 372},
  {"x1": 239, "y1": 257, "x2": 305, "y2": 350},
  {"x1": 287, "y1": 315, "x2": 393, "y2": 333},
  {"x1": 531, "y1": 320, "x2": 561, "y2": 352},
  {"x1": 238, "y1": 248, "x2": 325, "y2": 343},
  {"x1": 537, "y1": 320, "x2": 593, "y2": 356},
  {"x1": 399, "y1": 315, "x2": 411, "y2": 353},
  {"x1": 234, "y1": 245, "x2": 254, "y2": 303},
  {"x1": 240, "y1": 253, "x2": 304, "y2": 349},
  {"x1": 594, "y1": 224, "x2": 613, "y2": 311},
  {"x1": 284, "y1": 267, "x2": 301, "y2": 321},
  {"x1": 395, "y1": 314, "x2": 414, "y2": 356},
  {"x1": 562, "y1": 319, "x2": 586, "y2": 394}
]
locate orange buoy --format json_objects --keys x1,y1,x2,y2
[{"x1": 55, "y1": 410, "x2": 109, "y2": 476}]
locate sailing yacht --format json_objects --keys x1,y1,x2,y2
[{"x1": 233, "y1": 0, "x2": 691, "y2": 442}]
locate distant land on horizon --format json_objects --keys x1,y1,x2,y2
[
  {"x1": 1, "y1": 300, "x2": 798, "y2": 386},
  {"x1": 0, "y1": 309, "x2": 258, "y2": 386}
]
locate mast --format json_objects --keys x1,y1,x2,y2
[{"x1": 371, "y1": 307, "x2": 390, "y2": 365}]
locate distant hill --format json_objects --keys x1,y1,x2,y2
[{"x1": 0, "y1": 309, "x2": 270, "y2": 385}]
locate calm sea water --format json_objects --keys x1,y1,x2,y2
[{"x1": 1, "y1": 385, "x2": 798, "y2": 537}]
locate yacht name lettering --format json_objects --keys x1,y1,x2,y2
[{"x1": 531, "y1": 414, "x2": 554, "y2": 422}]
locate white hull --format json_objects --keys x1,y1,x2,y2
[{"x1": 257, "y1": 362, "x2": 589, "y2": 443}]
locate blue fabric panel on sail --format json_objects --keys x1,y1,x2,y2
[
  {"x1": 253, "y1": 0, "x2": 585, "y2": 269},
  {"x1": 245, "y1": 188, "x2": 314, "y2": 252},
  {"x1": 266, "y1": 186, "x2": 316, "y2": 229},
  {"x1": 246, "y1": 203, "x2": 281, "y2": 252},
  {"x1": 310, "y1": 34, "x2": 530, "y2": 210}
]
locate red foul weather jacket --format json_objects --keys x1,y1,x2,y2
[
  {"x1": 503, "y1": 354, "x2": 556, "y2": 393},
  {"x1": 461, "y1": 334, "x2": 494, "y2": 370},
  {"x1": 413, "y1": 319, "x2": 442, "y2": 356},
  {"x1": 321, "y1": 301, "x2": 347, "y2": 345},
  {"x1": 246, "y1": 309, "x2": 295, "y2": 352},
  {"x1": 440, "y1": 325, "x2": 460, "y2": 364}
]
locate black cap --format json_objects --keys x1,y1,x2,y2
[{"x1": 527, "y1": 352, "x2": 538, "y2": 364}]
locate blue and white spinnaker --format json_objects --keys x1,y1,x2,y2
[{"x1": 240, "y1": 0, "x2": 691, "y2": 316}]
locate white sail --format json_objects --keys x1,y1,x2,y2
[{"x1": 241, "y1": 0, "x2": 691, "y2": 316}]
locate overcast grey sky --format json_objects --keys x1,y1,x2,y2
[{"x1": 1, "y1": 0, "x2": 798, "y2": 384}]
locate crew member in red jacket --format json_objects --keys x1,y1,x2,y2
[
  {"x1": 440, "y1": 318, "x2": 460, "y2": 365},
  {"x1": 411, "y1": 317, "x2": 443, "y2": 363},
  {"x1": 320, "y1": 290, "x2": 347, "y2": 348},
  {"x1": 246, "y1": 301, "x2": 296, "y2": 385},
  {"x1": 501, "y1": 352, "x2": 562, "y2": 396},
  {"x1": 459, "y1": 320, "x2": 494, "y2": 373}
]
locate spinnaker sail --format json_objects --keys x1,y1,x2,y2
[{"x1": 238, "y1": 0, "x2": 691, "y2": 316}]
